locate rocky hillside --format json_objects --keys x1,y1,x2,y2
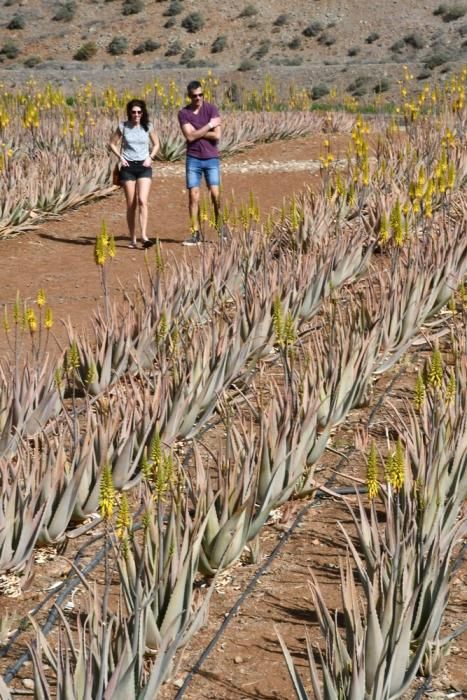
[{"x1": 0, "y1": 0, "x2": 466, "y2": 97}]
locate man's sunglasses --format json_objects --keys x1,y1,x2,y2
[{"x1": 190, "y1": 92, "x2": 203, "y2": 99}]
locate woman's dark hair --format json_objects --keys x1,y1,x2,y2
[{"x1": 126, "y1": 99, "x2": 150, "y2": 131}]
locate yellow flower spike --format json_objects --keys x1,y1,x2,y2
[
  {"x1": 414, "y1": 372, "x2": 426, "y2": 412},
  {"x1": 428, "y1": 347, "x2": 443, "y2": 389},
  {"x1": 107, "y1": 234, "x2": 116, "y2": 259},
  {"x1": 99, "y1": 464, "x2": 115, "y2": 521},
  {"x1": 384, "y1": 452, "x2": 394, "y2": 484},
  {"x1": 447, "y1": 162, "x2": 456, "y2": 189},
  {"x1": 156, "y1": 311, "x2": 168, "y2": 343},
  {"x1": 36, "y1": 288, "x2": 46, "y2": 308},
  {"x1": 13, "y1": 292, "x2": 21, "y2": 325},
  {"x1": 150, "y1": 430, "x2": 162, "y2": 470},
  {"x1": 26, "y1": 308, "x2": 37, "y2": 333},
  {"x1": 141, "y1": 448, "x2": 152, "y2": 482},
  {"x1": 366, "y1": 441, "x2": 379, "y2": 500},
  {"x1": 44, "y1": 307, "x2": 53, "y2": 330},
  {"x1": 85, "y1": 362, "x2": 97, "y2": 387},
  {"x1": 67, "y1": 340, "x2": 80, "y2": 371},
  {"x1": 116, "y1": 493, "x2": 132, "y2": 540},
  {"x1": 53, "y1": 367, "x2": 64, "y2": 390},
  {"x1": 3, "y1": 306, "x2": 10, "y2": 333},
  {"x1": 284, "y1": 312, "x2": 297, "y2": 348},
  {"x1": 94, "y1": 233, "x2": 106, "y2": 266},
  {"x1": 379, "y1": 212, "x2": 389, "y2": 244},
  {"x1": 391, "y1": 439, "x2": 405, "y2": 492},
  {"x1": 445, "y1": 371, "x2": 456, "y2": 404},
  {"x1": 154, "y1": 239, "x2": 164, "y2": 272},
  {"x1": 272, "y1": 296, "x2": 284, "y2": 347}
]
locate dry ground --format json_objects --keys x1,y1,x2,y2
[{"x1": 0, "y1": 134, "x2": 466, "y2": 699}]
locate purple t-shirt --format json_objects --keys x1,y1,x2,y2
[{"x1": 178, "y1": 101, "x2": 220, "y2": 159}]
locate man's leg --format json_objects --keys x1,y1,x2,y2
[
  {"x1": 204, "y1": 158, "x2": 223, "y2": 237},
  {"x1": 183, "y1": 156, "x2": 202, "y2": 245},
  {"x1": 209, "y1": 185, "x2": 221, "y2": 231},
  {"x1": 188, "y1": 186, "x2": 201, "y2": 234}
]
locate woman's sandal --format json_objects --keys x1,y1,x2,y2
[
  {"x1": 142, "y1": 239, "x2": 154, "y2": 249},
  {"x1": 128, "y1": 242, "x2": 138, "y2": 249}
]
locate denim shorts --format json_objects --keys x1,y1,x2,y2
[
  {"x1": 186, "y1": 156, "x2": 220, "y2": 189},
  {"x1": 120, "y1": 161, "x2": 152, "y2": 182}
]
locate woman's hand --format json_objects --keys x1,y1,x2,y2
[
  {"x1": 120, "y1": 155, "x2": 129, "y2": 167},
  {"x1": 143, "y1": 157, "x2": 152, "y2": 167}
]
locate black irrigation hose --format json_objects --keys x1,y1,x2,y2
[
  {"x1": 3, "y1": 531, "x2": 111, "y2": 685},
  {"x1": 174, "y1": 476, "x2": 345, "y2": 700},
  {"x1": 175, "y1": 363, "x2": 410, "y2": 698},
  {"x1": 0, "y1": 528, "x2": 106, "y2": 664}
]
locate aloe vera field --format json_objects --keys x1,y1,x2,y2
[{"x1": 0, "y1": 70, "x2": 466, "y2": 700}]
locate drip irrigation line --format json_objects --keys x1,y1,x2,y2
[
  {"x1": 174, "y1": 362, "x2": 414, "y2": 699},
  {"x1": 3, "y1": 532, "x2": 112, "y2": 685},
  {"x1": 3, "y1": 506, "x2": 146, "y2": 685},
  {"x1": 174, "y1": 440, "x2": 357, "y2": 700},
  {"x1": 0, "y1": 528, "x2": 106, "y2": 663}
]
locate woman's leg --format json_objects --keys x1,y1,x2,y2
[
  {"x1": 122, "y1": 180, "x2": 137, "y2": 245},
  {"x1": 136, "y1": 177, "x2": 152, "y2": 242}
]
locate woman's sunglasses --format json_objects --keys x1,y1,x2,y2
[{"x1": 131, "y1": 109, "x2": 142, "y2": 114}]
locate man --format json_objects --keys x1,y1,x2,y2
[{"x1": 178, "y1": 80, "x2": 222, "y2": 245}]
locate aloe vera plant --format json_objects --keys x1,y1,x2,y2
[
  {"x1": 27, "y1": 586, "x2": 179, "y2": 699},
  {"x1": 117, "y1": 493, "x2": 213, "y2": 654},
  {"x1": 0, "y1": 459, "x2": 46, "y2": 573}
]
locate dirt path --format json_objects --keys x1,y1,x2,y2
[{"x1": 1, "y1": 134, "x2": 345, "y2": 359}]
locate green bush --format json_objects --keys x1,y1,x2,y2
[
  {"x1": 302, "y1": 21, "x2": 323, "y2": 37},
  {"x1": 252, "y1": 39, "x2": 270, "y2": 59},
  {"x1": 163, "y1": 0, "x2": 182, "y2": 16},
  {"x1": 1, "y1": 40, "x2": 20, "y2": 59},
  {"x1": 272, "y1": 56, "x2": 303, "y2": 66},
  {"x1": 181, "y1": 12, "x2": 204, "y2": 32},
  {"x1": 163, "y1": 17, "x2": 176, "y2": 27},
  {"x1": 238, "y1": 58, "x2": 256, "y2": 71},
  {"x1": 317, "y1": 31, "x2": 336, "y2": 46},
  {"x1": 442, "y1": 4, "x2": 466, "y2": 20},
  {"x1": 347, "y1": 75, "x2": 370, "y2": 96},
  {"x1": 311, "y1": 83, "x2": 330, "y2": 100},
  {"x1": 180, "y1": 47, "x2": 196, "y2": 63},
  {"x1": 187, "y1": 58, "x2": 209, "y2": 68},
  {"x1": 122, "y1": 0, "x2": 144, "y2": 15},
  {"x1": 211, "y1": 35, "x2": 227, "y2": 53},
  {"x1": 366, "y1": 31, "x2": 380, "y2": 43},
  {"x1": 288, "y1": 36, "x2": 302, "y2": 49},
  {"x1": 417, "y1": 69, "x2": 432, "y2": 80},
  {"x1": 373, "y1": 78, "x2": 390, "y2": 93},
  {"x1": 390, "y1": 39, "x2": 405, "y2": 52},
  {"x1": 433, "y1": 4, "x2": 448, "y2": 14},
  {"x1": 239, "y1": 4, "x2": 258, "y2": 18},
  {"x1": 53, "y1": 1, "x2": 76, "y2": 22},
  {"x1": 74, "y1": 41, "x2": 97, "y2": 60},
  {"x1": 273, "y1": 13, "x2": 288, "y2": 26},
  {"x1": 165, "y1": 39, "x2": 182, "y2": 56},
  {"x1": 424, "y1": 51, "x2": 449, "y2": 68},
  {"x1": 133, "y1": 38, "x2": 160, "y2": 54},
  {"x1": 7, "y1": 14, "x2": 25, "y2": 30},
  {"x1": 404, "y1": 32, "x2": 425, "y2": 48},
  {"x1": 348, "y1": 45, "x2": 360, "y2": 56},
  {"x1": 23, "y1": 55, "x2": 42, "y2": 67},
  {"x1": 107, "y1": 36, "x2": 128, "y2": 55}
]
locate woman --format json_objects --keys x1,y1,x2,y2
[{"x1": 109, "y1": 99, "x2": 160, "y2": 249}]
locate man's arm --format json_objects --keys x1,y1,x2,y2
[{"x1": 180, "y1": 116, "x2": 221, "y2": 142}]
